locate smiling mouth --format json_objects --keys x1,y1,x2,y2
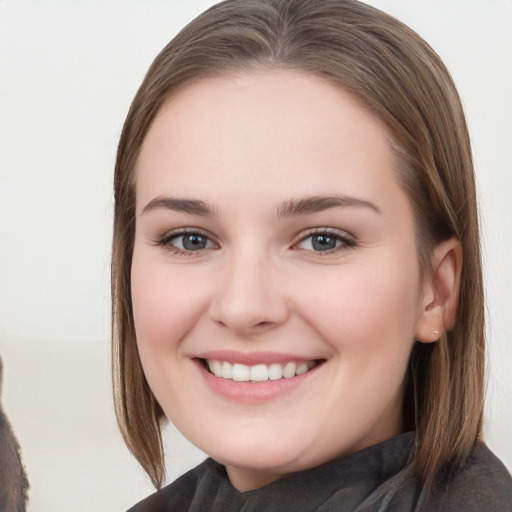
[{"x1": 201, "y1": 359, "x2": 322, "y2": 382}]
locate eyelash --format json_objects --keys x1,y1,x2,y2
[
  {"x1": 294, "y1": 228, "x2": 356, "y2": 255},
  {"x1": 152, "y1": 228, "x2": 356, "y2": 256},
  {"x1": 152, "y1": 229, "x2": 217, "y2": 256}
]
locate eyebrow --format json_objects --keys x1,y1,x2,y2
[
  {"x1": 141, "y1": 196, "x2": 217, "y2": 216},
  {"x1": 141, "y1": 194, "x2": 381, "y2": 217},
  {"x1": 277, "y1": 195, "x2": 381, "y2": 216}
]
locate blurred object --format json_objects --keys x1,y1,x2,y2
[
  {"x1": 0, "y1": 356, "x2": 29, "y2": 512},
  {"x1": 0, "y1": 336, "x2": 205, "y2": 512}
]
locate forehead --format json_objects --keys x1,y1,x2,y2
[{"x1": 135, "y1": 69, "x2": 402, "y2": 211}]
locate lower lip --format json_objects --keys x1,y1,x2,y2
[{"x1": 195, "y1": 359, "x2": 322, "y2": 403}]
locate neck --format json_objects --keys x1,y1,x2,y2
[{"x1": 225, "y1": 465, "x2": 282, "y2": 491}]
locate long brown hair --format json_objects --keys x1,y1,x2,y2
[{"x1": 112, "y1": 0, "x2": 484, "y2": 490}]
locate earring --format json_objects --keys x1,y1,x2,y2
[{"x1": 433, "y1": 329, "x2": 440, "y2": 338}]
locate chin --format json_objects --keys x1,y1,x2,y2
[{"x1": 207, "y1": 436, "x2": 304, "y2": 472}]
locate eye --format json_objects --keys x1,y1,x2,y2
[
  {"x1": 154, "y1": 230, "x2": 216, "y2": 255},
  {"x1": 174, "y1": 233, "x2": 212, "y2": 251},
  {"x1": 295, "y1": 230, "x2": 355, "y2": 253}
]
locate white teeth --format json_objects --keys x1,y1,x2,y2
[
  {"x1": 206, "y1": 359, "x2": 316, "y2": 381},
  {"x1": 268, "y1": 363, "x2": 283, "y2": 380},
  {"x1": 282, "y1": 362, "x2": 297, "y2": 378},
  {"x1": 232, "y1": 363, "x2": 250, "y2": 382},
  {"x1": 250, "y1": 364, "x2": 268, "y2": 381},
  {"x1": 221, "y1": 361, "x2": 232, "y2": 379},
  {"x1": 208, "y1": 360, "x2": 222, "y2": 376},
  {"x1": 296, "y1": 363, "x2": 309, "y2": 375}
]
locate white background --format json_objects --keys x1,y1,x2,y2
[{"x1": 0, "y1": 1, "x2": 510, "y2": 511}]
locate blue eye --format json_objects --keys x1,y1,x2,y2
[
  {"x1": 296, "y1": 230, "x2": 355, "y2": 253},
  {"x1": 309, "y1": 234, "x2": 339, "y2": 251},
  {"x1": 155, "y1": 231, "x2": 215, "y2": 254},
  {"x1": 178, "y1": 233, "x2": 210, "y2": 250}
]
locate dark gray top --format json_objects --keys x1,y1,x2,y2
[{"x1": 127, "y1": 433, "x2": 512, "y2": 511}]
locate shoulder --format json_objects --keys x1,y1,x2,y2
[
  {"x1": 126, "y1": 458, "x2": 213, "y2": 512},
  {"x1": 425, "y1": 443, "x2": 512, "y2": 512}
]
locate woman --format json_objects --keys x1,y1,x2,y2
[{"x1": 111, "y1": 0, "x2": 512, "y2": 510}]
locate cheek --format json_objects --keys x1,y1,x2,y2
[
  {"x1": 295, "y1": 260, "x2": 421, "y2": 355},
  {"x1": 130, "y1": 251, "x2": 208, "y2": 354}
]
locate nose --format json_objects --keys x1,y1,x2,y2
[{"x1": 209, "y1": 250, "x2": 289, "y2": 335}]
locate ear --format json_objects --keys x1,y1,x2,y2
[{"x1": 415, "y1": 238, "x2": 463, "y2": 343}]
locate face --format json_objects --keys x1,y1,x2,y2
[{"x1": 131, "y1": 70, "x2": 430, "y2": 490}]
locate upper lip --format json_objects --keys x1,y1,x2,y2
[{"x1": 195, "y1": 350, "x2": 321, "y2": 366}]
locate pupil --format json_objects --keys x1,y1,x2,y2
[
  {"x1": 312, "y1": 234, "x2": 336, "y2": 251},
  {"x1": 183, "y1": 234, "x2": 206, "y2": 250}
]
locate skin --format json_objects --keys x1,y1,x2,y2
[{"x1": 131, "y1": 70, "x2": 441, "y2": 491}]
